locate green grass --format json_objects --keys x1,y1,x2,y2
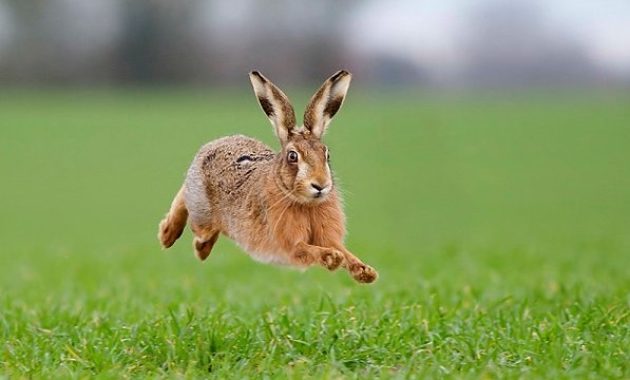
[{"x1": 0, "y1": 89, "x2": 629, "y2": 378}]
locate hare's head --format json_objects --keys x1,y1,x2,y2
[{"x1": 249, "y1": 70, "x2": 352, "y2": 204}]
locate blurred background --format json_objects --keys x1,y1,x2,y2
[
  {"x1": 0, "y1": 0, "x2": 629, "y2": 294},
  {"x1": 1, "y1": 0, "x2": 629, "y2": 87}
]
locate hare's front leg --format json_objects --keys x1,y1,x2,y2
[
  {"x1": 191, "y1": 224, "x2": 220, "y2": 261},
  {"x1": 336, "y1": 247, "x2": 378, "y2": 283},
  {"x1": 292, "y1": 242, "x2": 343, "y2": 271}
]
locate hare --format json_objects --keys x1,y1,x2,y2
[{"x1": 158, "y1": 70, "x2": 378, "y2": 283}]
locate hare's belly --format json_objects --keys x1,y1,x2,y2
[
  {"x1": 231, "y1": 235, "x2": 297, "y2": 267},
  {"x1": 246, "y1": 249, "x2": 293, "y2": 266},
  {"x1": 226, "y1": 211, "x2": 311, "y2": 267}
]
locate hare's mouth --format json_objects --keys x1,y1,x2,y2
[
  {"x1": 306, "y1": 187, "x2": 331, "y2": 203},
  {"x1": 291, "y1": 190, "x2": 330, "y2": 205},
  {"x1": 281, "y1": 181, "x2": 332, "y2": 204}
]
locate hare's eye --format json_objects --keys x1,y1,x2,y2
[
  {"x1": 326, "y1": 150, "x2": 330, "y2": 161},
  {"x1": 287, "y1": 150, "x2": 298, "y2": 163}
]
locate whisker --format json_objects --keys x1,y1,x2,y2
[
  {"x1": 272, "y1": 196, "x2": 294, "y2": 236},
  {"x1": 267, "y1": 187, "x2": 296, "y2": 211}
]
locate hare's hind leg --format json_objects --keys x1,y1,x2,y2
[
  {"x1": 191, "y1": 224, "x2": 220, "y2": 261},
  {"x1": 158, "y1": 186, "x2": 188, "y2": 248}
]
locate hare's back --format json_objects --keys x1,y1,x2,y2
[
  {"x1": 185, "y1": 135, "x2": 275, "y2": 221},
  {"x1": 195, "y1": 135, "x2": 275, "y2": 172}
]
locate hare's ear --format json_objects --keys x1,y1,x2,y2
[
  {"x1": 249, "y1": 71, "x2": 296, "y2": 144},
  {"x1": 303, "y1": 70, "x2": 352, "y2": 139}
]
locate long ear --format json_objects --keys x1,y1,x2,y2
[
  {"x1": 249, "y1": 71, "x2": 296, "y2": 144},
  {"x1": 303, "y1": 70, "x2": 352, "y2": 139}
]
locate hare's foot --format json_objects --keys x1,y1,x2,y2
[
  {"x1": 159, "y1": 217, "x2": 185, "y2": 248},
  {"x1": 158, "y1": 186, "x2": 188, "y2": 248},
  {"x1": 348, "y1": 262, "x2": 378, "y2": 283},
  {"x1": 293, "y1": 242, "x2": 342, "y2": 271},
  {"x1": 337, "y1": 247, "x2": 378, "y2": 284},
  {"x1": 191, "y1": 225, "x2": 219, "y2": 261},
  {"x1": 319, "y1": 249, "x2": 343, "y2": 271}
]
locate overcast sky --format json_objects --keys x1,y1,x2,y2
[{"x1": 345, "y1": 0, "x2": 630, "y2": 74}]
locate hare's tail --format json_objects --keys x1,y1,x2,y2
[{"x1": 158, "y1": 186, "x2": 188, "y2": 248}]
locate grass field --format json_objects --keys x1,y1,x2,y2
[{"x1": 1, "y1": 89, "x2": 629, "y2": 378}]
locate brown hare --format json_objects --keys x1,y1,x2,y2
[{"x1": 158, "y1": 70, "x2": 378, "y2": 283}]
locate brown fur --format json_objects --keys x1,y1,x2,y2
[{"x1": 158, "y1": 70, "x2": 377, "y2": 283}]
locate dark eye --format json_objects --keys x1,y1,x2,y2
[
  {"x1": 287, "y1": 150, "x2": 298, "y2": 163},
  {"x1": 326, "y1": 149, "x2": 330, "y2": 161}
]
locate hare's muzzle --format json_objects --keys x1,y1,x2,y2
[{"x1": 310, "y1": 182, "x2": 331, "y2": 199}]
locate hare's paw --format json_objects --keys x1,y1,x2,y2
[
  {"x1": 320, "y1": 249, "x2": 343, "y2": 271},
  {"x1": 194, "y1": 239, "x2": 213, "y2": 261},
  {"x1": 158, "y1": 218, "x2": 183, "y2": 248},
  {"x1": 192, "y1": 230, "x2": 219, "y2": 261},
  {"x1": 350, "y1": 263, "x2": 378, "y2": 283}
]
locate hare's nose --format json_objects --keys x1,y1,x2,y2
[{"x1": 311, "y1": 183, "x2": 325, "y2": 192}]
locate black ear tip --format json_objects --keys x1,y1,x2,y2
[
  {"x1": 330, "y1": 70, "x2": 351, "y2": 82},
  {"x1": 249, "y1": 71, "x2": 266, "y2": 81}
]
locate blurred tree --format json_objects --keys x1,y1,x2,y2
[
  {"x1": 2, "y1": 0, "x2": 120, "y2": 84},
  {"x1": 117, "y1": 0, "x2": 200, "y2": 83},
  {"x1": 192, "y1": 0, "x2": 360, "y2": 84},
  {"x1": 0, "y1": 0, "x2": 624, "y2": 87}
]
